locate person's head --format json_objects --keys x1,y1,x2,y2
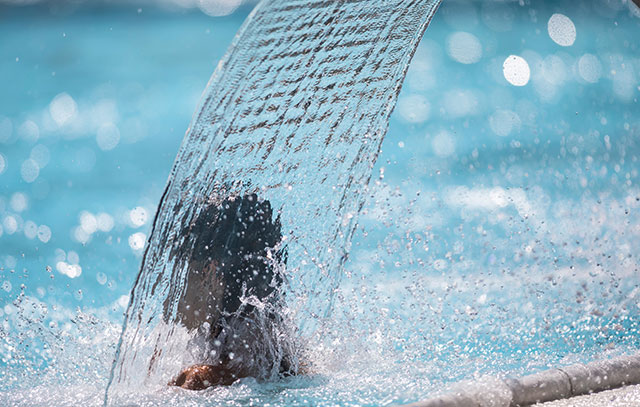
[{"x1": 175, "y1": 194, "x2": 285, "y2": 332}]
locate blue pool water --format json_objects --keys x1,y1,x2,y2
[{"x1": 1, "y1": 1, "x2": 640, "y2": 406}]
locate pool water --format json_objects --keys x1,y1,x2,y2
[{"x1": 1, "y1": 0, "x2": 640, "y2": 406}]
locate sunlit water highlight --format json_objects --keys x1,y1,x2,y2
[{"x1": 1, "y1": 1, "x2": 640, "y2": 406}]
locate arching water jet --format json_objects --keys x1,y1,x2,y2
[{"x1": 105, "y1": 0, "x2": 442, "y2": 403}]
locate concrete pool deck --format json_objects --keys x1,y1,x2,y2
[
  {"x1": 538, "y1": 383, "x2": 640, "y2": 406},
  {"x1": 401, "y1": 354, "x2": 640, "y2": 407}
]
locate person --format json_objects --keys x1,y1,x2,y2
[{"x1": 165, "y1": 193, "x2": 296, "y2": 390}]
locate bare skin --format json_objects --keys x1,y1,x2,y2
[
  {"x1": 166, "y1": 194, "x2": 292, "y2": 390},
  {"x1": 169, "y1": 364, "x2": 244, "y2": 390}
]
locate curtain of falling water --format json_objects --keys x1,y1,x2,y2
[{"x1": 106, "y1": 0, "x2": 441, "y2": 401}]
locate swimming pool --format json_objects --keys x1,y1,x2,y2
[{"x1": 1, "y1": 0, "x2": 639, "y2": 405}]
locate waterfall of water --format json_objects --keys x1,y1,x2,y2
[{"x1": 105, "y1": 0, "x2": 442, "y2": 402}]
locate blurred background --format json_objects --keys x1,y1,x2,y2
[{"x1": 1, "y1": 0, "x2": 640, "y2": 404}]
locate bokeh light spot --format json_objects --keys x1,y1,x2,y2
[
  {"x1": 0, "y1": 116, "x2": 12, "y2": 143},
  {"x1": 489, "y1": 109, "x2": 521, "y2": 137},
  {"x1": 10, "y1": 193, "x2": 28, "y2": 212},
  {"x1": 578, "y1": 54, "x2": 602, "y2": 83},
  {"x1": 397, "y1": 94, "x2": 430, "y2": 123},
  {"x1": 503, "y1": 55, "x2": 530, "y2": 86},
  {"x1": 96, "y1": 123, "x2": 121, "y2": 151},
  {"x1": 128, "y1": 232, "x2": 147, "y2": 251},
  {"x1": 37, "y1": 225, "x2": 51, "y2": 243},
  {"x1": 96, "y1": 272, "x2": 108, "y2": 285},
  {"x1": 30, "y1": 144, "x2": 51, "y2": 168},
  {"x1": 20, "y1": 159, "x2": 40, "y2": 183},
  {"x1": 547, "y1": 13, "x2": 576, "y2": 47},
  {"x1": 18, "y1": 120, "x2": 39, "y2": 143},
  {"x1": 24, "y1": 221, "x2": 37, "y2": 239},
  {"x1": 432, "y1": 131, "x2": 456, "y2": 157},
  {"x1": 96, "y1": 213, "x2": 114, "y2": 232},
  {"x1": 49, "y1": 93, "x2": 78, "y2": 127},
  {"x1": 446, "y1": 32, "x2": 482, "y2": 64},
  {"x1": 197, "y1": 0, "x2": 241, "y2": 17}
]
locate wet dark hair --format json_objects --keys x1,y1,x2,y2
[{"x1": 187, "y1": 193, "x2": 285, "y2": 315}]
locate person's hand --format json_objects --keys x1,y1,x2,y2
[{"x1": 169, "y1": 363, "x2": 237, "y2": 390}]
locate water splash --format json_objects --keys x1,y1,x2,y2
[{"x1": 106, "y1": 0, "x2": 442, "y2": 402}]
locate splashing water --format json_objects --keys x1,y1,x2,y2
[
  {"x1": 106, "y1": 0, "x2": 442, "y2": 403},
  {"x1": 2, "y1": 1, "x2": 640, "y2": 406}
]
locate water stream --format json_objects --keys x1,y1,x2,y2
[
  {"x1": 106, "y1": 0, "x2": 442, "y2": 402},
  {"x1": 2, "y1": 1, "x2": 639, "y2": 406}
]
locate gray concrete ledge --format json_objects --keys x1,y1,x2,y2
[{"x1": 401, "y1": 354, "x2": 640, "y2": 407}]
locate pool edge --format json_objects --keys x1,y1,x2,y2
[{"x1": 399, "y1": 353, "x2": 640, "y2": 407}]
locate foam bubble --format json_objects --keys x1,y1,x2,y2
[
  {"x1": 446, "y1": 32, "x2": 482, "y2": 64},
  {"x1": 503, "y1": 55, "x2": 530, "y2": 86},
  {"x1": 0, "y1": 154, "x2": 5, "y2": 175},
  {"x1": 547, "y1": 13, "x2": 576, "y2": 47},
  {"x1": 49, "y1": 92, "x2": 78, "y2": 126}
]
